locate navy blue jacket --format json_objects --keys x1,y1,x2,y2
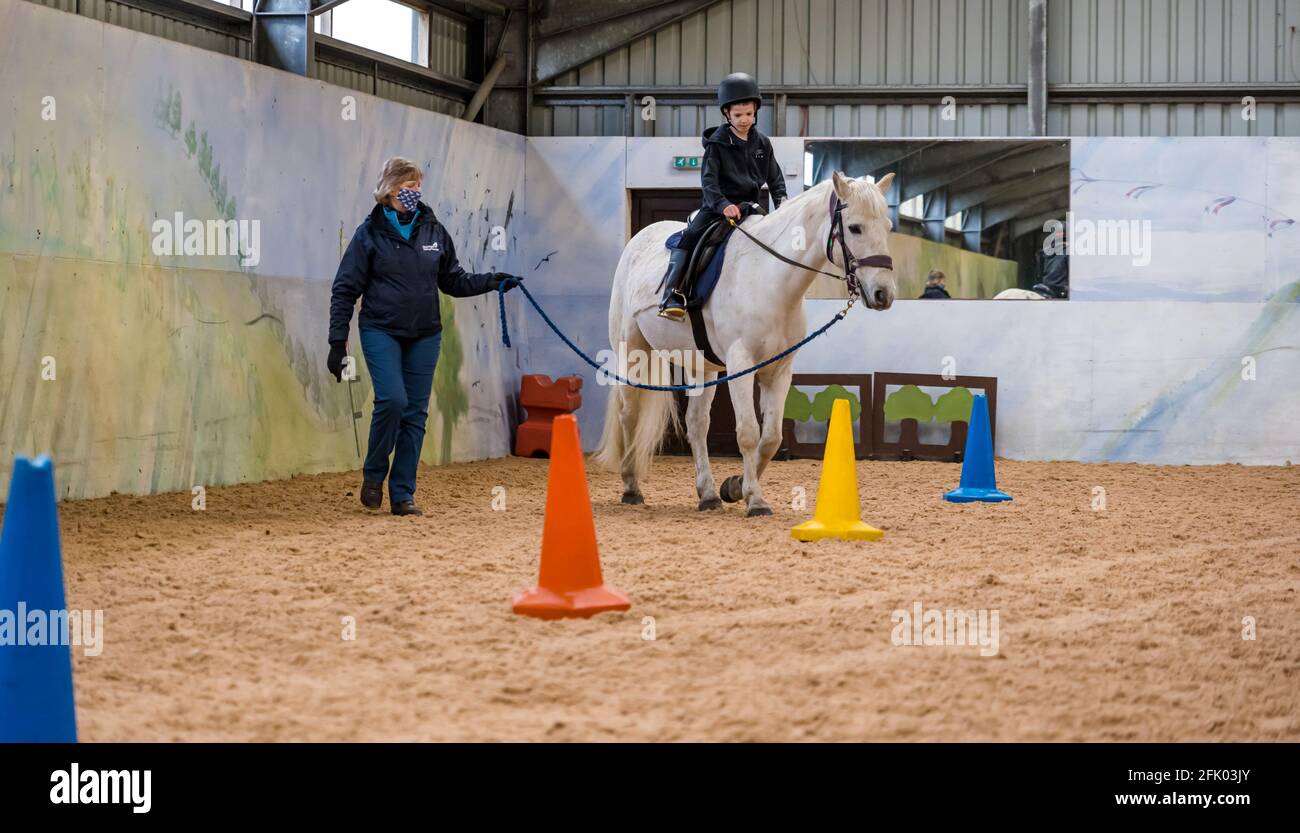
[{"x1": 328, "y1": 201, "x2": 494, "y2": 344}]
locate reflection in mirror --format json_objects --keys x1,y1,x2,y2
[{"x1": 805, "y1": 139, "x2": 1071, "y2": 300}]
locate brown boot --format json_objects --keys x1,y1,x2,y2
[
  {"x1": 391, "y1": 500, "x2": 423, "y2": 516},
  {"x1": 360, "y1": 480, "x2": 383, "y2": 509}
]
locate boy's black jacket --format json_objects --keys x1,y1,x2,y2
[
  {"x1": 328, "y1": 201, "x2": 494, "y2": 344},
  {"x1": 700, "y1": 124, "x2": 788, "y2": 213}
]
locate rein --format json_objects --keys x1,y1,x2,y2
[{"x1": 725, "y1": 187, "x2": 893, "y2": 308}]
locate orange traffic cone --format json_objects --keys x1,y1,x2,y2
[{"x1": 513, "y1": 414, "x2": 631, "y2": 619}]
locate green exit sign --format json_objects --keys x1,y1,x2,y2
[{"x1": 673, "y1": 156, "x2": 702, "y2": 170}]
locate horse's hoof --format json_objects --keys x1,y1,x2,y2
[
  {"x1": 746, "y1": 505, "x2": 773, "y2": 517},
  {"x1": 719, "y1": 475, "x2": 743, "y2": 503},
  {"x1": 621, "y1": 491, "x2": 645, "y2": 505},
  {"x1": 698, "y1": 497, "x2": 723, "y2": 511}
]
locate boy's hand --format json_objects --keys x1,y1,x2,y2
[{"x1": 723, "y1": 204, "x2": 741, "y2": 220}]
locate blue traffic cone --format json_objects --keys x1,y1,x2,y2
[
  {"x1": 944, "y1": 395, "x2": 1012, "y2": 503},
  {"x1": 0, "y1": 456, "x2": 78, "y2": 742}
]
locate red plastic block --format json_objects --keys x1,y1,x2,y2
[{"x1": 514, "y1": 374, "x2": 583, "y2": 458}]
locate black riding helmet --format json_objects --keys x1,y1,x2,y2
[{"x1": 717, "y1": 72, "x2": 762, "y2": 114}]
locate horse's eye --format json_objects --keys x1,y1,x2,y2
[{"x1": 848, "y1": 224, "x2": 864, "y2": 235}]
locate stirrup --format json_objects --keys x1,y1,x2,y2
[{"x1": 658, "y1": 290, "x2": 687, "y2": 320}]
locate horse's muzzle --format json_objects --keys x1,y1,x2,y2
[{"x1": 866, "y1": 285, "x2": 895, "y2": 310}]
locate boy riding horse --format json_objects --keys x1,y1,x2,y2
[{"x1": 658, "y1": 72, "x2": 788, "y2": 320}]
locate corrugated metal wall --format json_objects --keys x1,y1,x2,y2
[
  {"x1": 1047, "y1": 100, "x2": 1300, "y2": 134},
  {"x1": 550, "y1": 0, "x2": 1027, "y2": 88},
  {"x1": 25, "y1": 0, "x2": 471, "y2": 118},
  {"x1": 534, "y1": 0, "x2": 1300, "y2": 136},
  {"x1": 539, "y1": 0, "x2": 1029, "y2": 136},
  {"x1": 32, "y1": 0, "x2": 255, "y2": 59},
  {"x1": 533, "y1": 100, "x2": 1033, "y2": 137},
  {"x1": 314, "y1": 59, "x2": 466, "y2": 117},
  {"x1": 428, "y1": 9, "x2": 469, "y2": 79},
  {"x1": 1046, "y1": 0, "x2": 1300, "y2": 83}
]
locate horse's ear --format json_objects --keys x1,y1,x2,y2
[
  {"x1": 832, "y1": 170, "x2": 852, "y2": 201},
  {"x1": 874, "y1": 172, "x2": 896, "y2": 194}
]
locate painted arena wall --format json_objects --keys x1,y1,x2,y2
[{"x1": 0, "y1": 0, "x2": 527, "y2": 501}]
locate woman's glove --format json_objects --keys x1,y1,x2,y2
[
  {"x1": 486, "y1": 273, "x2": 522, "y2": 293},
  {"x1": 327, "y1": 341, "x2": 347, "y2": 382}
]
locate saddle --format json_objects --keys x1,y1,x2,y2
[
  {"x1": 656, "y1": 203, "x2": 767, "y2": 369},
  {"x1": 661, "y1": 202, "x2": 765, "y2": 308}
]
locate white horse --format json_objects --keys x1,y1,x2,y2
[
  {"x1": 592, "y1": 171, "x2": 898, "y2": 516},
  {"x1": 993, "y1": 288, "x2": 1050, "y2": 299}
]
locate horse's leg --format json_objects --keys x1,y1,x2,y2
[
  {"x1": 617, "y1": 386, "x2": 645, "y2": 504},
  {"x1": 755, "y1": 360, "x2": 793, "y2": 480},
  {"x1": 616, "y1": 324, "x2": 654, "y2": 505},
  {"x1": 685, "y1": 371, "x2": 721, "y2": 510},
  {"x1": 722, "y1": 366, "x2": 772, "y2": 517}
]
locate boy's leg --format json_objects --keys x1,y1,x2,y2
[
  {"x1": 659, "y1": 208, "x2": 722, "y2": 319},
  {"x1": 358, "y1": 328, "x2": 407, "y2": 494},
  {"x1": 678, "y1": 208, "x2": 722, "y2": 251},
  {"x1": 388, "y1": 332, "x2": 441, "y2": 508}
]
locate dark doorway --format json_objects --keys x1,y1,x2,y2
[
  {"x1": 631, "y1": 188, "x2": 701, "y2": 233},
  {"x1": 628, "y1": 189, "x2": 784, "y2": 460}
]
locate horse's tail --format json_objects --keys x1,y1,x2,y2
[
  {"x1": 591, "y1": 379, "x2": 680, "y2": 479},
  {"x1": 591, "y1": 232, "x2": 681, "y2": 478},
  {"x1": 591, "y1": 382, "x2": 626, "y2": 471}
]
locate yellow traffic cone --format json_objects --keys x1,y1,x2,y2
[{"x1": 791, "y1": 398, "x2": 884, "y2": 541}]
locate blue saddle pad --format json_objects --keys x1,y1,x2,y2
[{"x1": 665, "y1": 230, "x2": 731, "y2": 307}]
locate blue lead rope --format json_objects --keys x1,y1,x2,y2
[{"x1": 495, "y1": 281, "x2": 849, "y2": 392}]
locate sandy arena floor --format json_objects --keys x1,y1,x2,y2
[{"x1": 53, "y1": 454, "x2": 1300, "y2": 742}]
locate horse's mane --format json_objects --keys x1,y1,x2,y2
[
  {"x1": 755, "y1": 175, "x2": 886, "y2": 241},
  {"x1": 753, "y1": 179, "x2": 830, "y2": 241}
]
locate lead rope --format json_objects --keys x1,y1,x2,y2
[
  {"x1": 496, "y1": 280, "x2": 857, "y2": 392},
  {"x1": 494, "y1": 194, "x2": 870, "y2": 392}
]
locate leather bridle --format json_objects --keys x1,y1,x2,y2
[
  {"x1": 826, "y1": 190, "x2": 894, "y2": 273},
  {"x1": 725, "y1": 189, "x2": 893, "y2": 303}
]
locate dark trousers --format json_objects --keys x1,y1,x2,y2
[
  {"x1": 359, "y1": 328, "x2": 442, "y2": 503},
  {"x1": 675, "y1": 208, "x2": 724, "y2": 252}
]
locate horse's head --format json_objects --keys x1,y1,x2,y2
[{"x1": 831, "y1": 170, "x2": 897, "y2": 310}]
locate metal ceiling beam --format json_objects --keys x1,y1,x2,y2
[
  {"x1": 948, "y1": 162, "x2": 1070, "y2": 214},
  {"x1": 984, "y1": 188, "x2": 1068, "y2": 229},
  {"x1": 980, "y1": 169, "x2": 1069, "y2": 210},
  {"x1": 1013, "y1": 206, "x2": 1069, "y2": 238},
  {"x1": 816, "y1": 141, "x2": 947, "y2": 180},
  {"x1": 463, "y1": 52, "x2": 509, "y2": 120},
  {"x1": 942, "y1": 143, "x2": 1067, "y2": 190},
  {"x1": 533, "y1": 0, "x2": 727, "y2": 84},
  {"x1": 537, "y1": 0, "x2": 693, "y2": 38},
  {"x1": 917, "y1": 144, "x2": 1055, "y2": 198},
  {"x1": 976, "y1": 175, "x2": 1070, "y2": 224},
  {"x1": 1028, "y1": 0, "x2": 1047, "y2": 135},
  {"x1": 531, "y1": 83, "x2": 1032, "y2": 104},
  {"x1": 254, "y1": 0, "x2": 314, "y2": 77},
  {"x1": 310, "y1": 0, "x2": 352, "y2": 15},
  {"x1": 529, "y1": 82, "x2": 1300, "y2": 105},
  {"x1": 894, "y1": 144, "x2": 1035, "y2": 200},
  {"x1": 424, "y1": 0, "x2": 507, "y2": 17}
]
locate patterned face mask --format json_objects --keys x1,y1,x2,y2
[{"x1": 396, "y1": 187, "x2": 421, "y2": 212}]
